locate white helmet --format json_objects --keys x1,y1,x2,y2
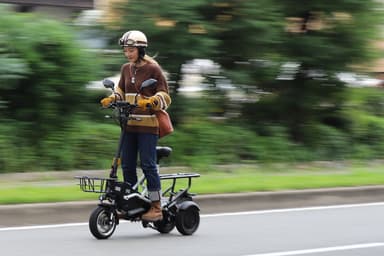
[{"x1": 119, "y1": 30, "x2": 148, "y2": 48}]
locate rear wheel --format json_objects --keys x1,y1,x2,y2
[
  {"x1": 89, "y1": 206, "x2": 117, "y2": 239},
  {"x1": 175, "y1": 206, "x2": 200, "y2": 235}
]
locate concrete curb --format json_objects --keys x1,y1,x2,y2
[{"x1": 1, "y1": 185, "x2": 384, "y2": 227}]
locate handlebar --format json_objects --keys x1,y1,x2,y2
[
  {"x1": 101, "y1": 101, "x2": 139, "y2": 126},
  {"x1": 103, "y1": 101, "x2": 152, "y2": 111},
  {"x1": 105, "y1": 101, "x2": 136, "y2": 109}
]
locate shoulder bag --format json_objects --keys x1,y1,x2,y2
[{"x1": 156, "y1": 109, "x2": 174, "y2": 138}]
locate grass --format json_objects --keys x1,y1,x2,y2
[
  {"x1": 1, "y1": 161, "x2": 384, "y2": 204},
  {"x1": 0, "y1": 186, "x2": 96, "y2": 204}
]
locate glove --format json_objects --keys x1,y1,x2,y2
[
  {"x1": 137, "y1": 97, "x2": 158, "y2": 109},
  {"x1": 100, "y1": 96, "x2": 114, "y2": 107}
]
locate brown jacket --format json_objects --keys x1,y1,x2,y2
[{"x1": 116, "y1": 62, "x2": 171, "y2": 134}]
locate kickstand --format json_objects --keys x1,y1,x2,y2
[{"x1": 142, "y1": 220, "x2": 156, "y2": 230}]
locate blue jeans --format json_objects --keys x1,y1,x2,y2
[{"x1": 121, "y1": 132, "x2": 161, "y2": 198}]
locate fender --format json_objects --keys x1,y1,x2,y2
[
  {"x1": 98, "y1": 203, "x2": 116, "y2": 210},
  {"x1": 177, "y1": 200, "x2": 200, "y2": 211}
]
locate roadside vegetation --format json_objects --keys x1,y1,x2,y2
[
  {"x1": 1, "y1": 86, "x2": 383, "y2": 172},
  {"x1": 1, "y1": 161, "x2": 384, "y2": 204}
]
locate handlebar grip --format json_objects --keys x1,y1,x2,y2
[
  {"x1": 115, "y1": 101, "x2": 131, "y2": 107},
  {"x1": 106, "y1": 101, "x2": 133, "y2": 108}
]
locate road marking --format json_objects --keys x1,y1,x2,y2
[
  {"x1": 1, "y1": 201, "x2": 384, "y2": 231},
  {"x1": 202, "y1": 201, "x2": 384, "y2": 218},
  {"x1": 242, "y1": 243, "x2": 384, "y2": 256},
  {"x1": 0, "y1": 222, "x2": 87, "y2": 231}
]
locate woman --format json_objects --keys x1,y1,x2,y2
[{"x1": 100, "y1": 30, "x2": 171, "y2": 222}]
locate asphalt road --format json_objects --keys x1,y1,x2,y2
[{"x1": 1, "y1": 202, "x2": 384, "y2": 256}]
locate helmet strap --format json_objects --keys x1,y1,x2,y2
[
  {"x1": 132, "y1": 47, "x2": 146, "y2": 66},
  {"x1": 138, "y1": 47, "x2": 146, "y2": 58}
]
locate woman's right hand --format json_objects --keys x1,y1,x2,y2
[{"x1": 100, "y1": 96, "x2": 114, "y2": 107}]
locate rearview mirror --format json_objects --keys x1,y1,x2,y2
[
  {"x1": 140, "y1": 79, "x2": 157, "y2": 91},
  {"x1": 134, "y1": 79, "x2": 157, "y2": 105},
  {"x1": 102, "y1": 79, "x2": 115, "y2": 90}
]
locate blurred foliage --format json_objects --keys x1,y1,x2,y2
[
  {"x1": 268, "y1": 0, "x2": 382, "y2": 142},
  {"x1": 0, "y1": 8, "x2": 102, "y2": 140},
  {"x1": 0, "y1": 7, "x2": 102, "y2": 170},
  {"x1": 343, "y1": 88, "x2": 384, "y2": 159},
  {"x1": 1, "y1": 87, "x2": 384, "y2": 172}
]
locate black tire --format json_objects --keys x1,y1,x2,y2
[
  {"x1": 175, "y1": 207, "x2": 200, "y2": 235},
  {"x1": 89, "y1": 206, "x2": 117, "y2": 239},
  {"x1": 154, "y1": 212, "x2": 175, "y2": 234}
]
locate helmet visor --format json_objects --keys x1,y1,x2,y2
[
  {"x1": 119, "y1": 38, "x2": 147, "y2": 47},
  {"x1": 119, "y1": 38, "x2": 135, "y2": 47}
]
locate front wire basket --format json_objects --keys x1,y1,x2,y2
[{"x1": 76, "y1": 176, "x2": 113, "y2": 193}]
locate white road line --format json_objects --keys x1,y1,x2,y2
[
  {"x1": 0, "y1": 222, "x2": 87, "y2": 231},
  {"x1": 1, "y1": 201, "x2": 384, "y2": 232},
  {"x1": 202, "y1": 201, "x2": 384, "y2": 218},
  {"x1": 242, "y1": 243, "x2": 384, "y2": 256}
]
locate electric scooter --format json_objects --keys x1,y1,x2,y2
[{"x1": 76, "y1": 78, "x2": 200, "y2": 239}]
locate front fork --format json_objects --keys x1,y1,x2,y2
[{"x1": 98, "y1": 200, "x2": 120, "y2": 225}]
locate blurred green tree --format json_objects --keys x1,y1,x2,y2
[
  {"x1": 0, "y1": 7, "x2": 101, "y2": 145},
  {"x1": 272, "y1": 0, "x2": 382, "y2": 142},
  {"x1": 207, "y1": 0, "x2": 382, "y2": 143}
]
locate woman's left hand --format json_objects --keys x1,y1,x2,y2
[{"x1": 137, "y1": 97, "x2": 158, "y2": 109}]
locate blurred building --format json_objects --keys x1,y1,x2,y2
[
  {"x1": 0, "y1": 0, "x2": 94, "y2": 19},
  {"x1": 0, "y1": 0, "x2": 125, "y2": 20}
]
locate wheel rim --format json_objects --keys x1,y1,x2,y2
[
  {"x1": 183, "y1": 210, "x2": 199, "y2": 230},
  {"x1": 97, "y1": 210, "x2": 116, "y2": 236}
]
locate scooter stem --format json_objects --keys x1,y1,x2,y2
[{"x1": 109, "y1": 125, "x2": 126, "y2": 179}]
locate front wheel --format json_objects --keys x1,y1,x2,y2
[
  {"x1": 89, "y1": 206, "x2": 117, "y2": 239},
  {"x1": 175, "y1": 206, "x2": 200, "y2": 235}
]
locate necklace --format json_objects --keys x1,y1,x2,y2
[
  {"x1": 130, "y1": 60, "x2": 145, "y2": 85},
  {"x1": 131, "y1": 66, "x2": 137, "y2": 84}
]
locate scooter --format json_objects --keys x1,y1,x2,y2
[{"x1": 76, "y1": 78, "x2": 200, "y2": 239}]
